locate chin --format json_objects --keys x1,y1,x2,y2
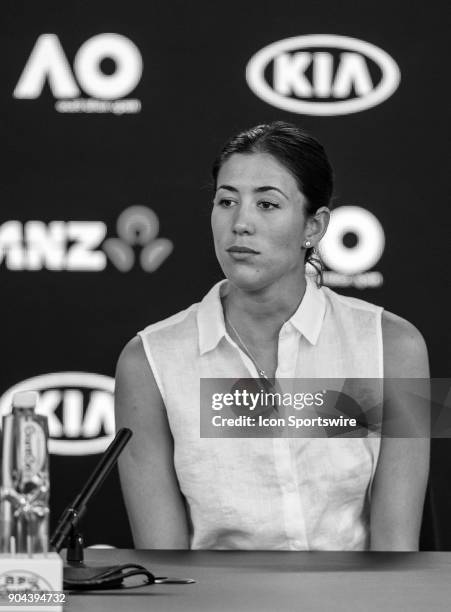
[{"x1": 221, "y1": 264, "x2": 270, "y2": 293}]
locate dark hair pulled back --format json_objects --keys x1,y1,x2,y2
[{"x1": 212, "y1": 121, "x2": 333, "y2": 283}]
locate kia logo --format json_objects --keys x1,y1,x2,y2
[
  {"x1": 246, "y1": 34, "x2": 401, "y2": 115},
  {"x1": 0, "y1": 373, "x2": 115, "y2": 456}
]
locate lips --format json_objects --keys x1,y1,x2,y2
[{"x1": 227, "y1": 246, "x2": 260, "y2": 254}]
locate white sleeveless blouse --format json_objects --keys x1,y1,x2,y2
[{"x1": 138, "y1": 277, "x2": 383, "y2": 550}]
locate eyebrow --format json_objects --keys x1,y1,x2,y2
[{"x1": 216, "y1": 184, "x2": 289, "y2": 199}]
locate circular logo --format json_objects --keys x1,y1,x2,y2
[
  {"x1": 74, "y1": 34, "x2": 143, "y2": 99},
  {"x1": 319, "y1": 206, "x2": 385, "y2": 274}
]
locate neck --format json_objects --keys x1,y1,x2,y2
[{"x1": 223, "y1": 273, "x2": 307, "y2": 338}]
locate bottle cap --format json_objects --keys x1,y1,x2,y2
[{"x1": 12, "y1": 390, "x2": 39, "y2": 410}]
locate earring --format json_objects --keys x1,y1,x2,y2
[{"x1": 304, "y1": 240, "x2": 312, "y2": 248}]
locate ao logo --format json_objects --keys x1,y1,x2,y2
[
  {"x1": 0, "y1": 373, "x2": 115, "y2": 456},
  {"x1": 319, "y1": 206, "x2": 385, "y2": 274},
  {"x1": 246, "y1": 34, "x2": 400, "y2": 115},
  {"x1": 13, "y1": 33, "x2": 142, "y2": 100}
]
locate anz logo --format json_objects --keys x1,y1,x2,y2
[
  {"x1": 0, "y1": 206, "x2": 173, "y2": 273},
  {"x1": 246, "y1": 34, "x2": 401, "y2": 115},
  {"x1": 0, "y1": 373, "x2": 116, "y2": 456}
]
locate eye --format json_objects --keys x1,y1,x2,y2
[
  {"x1": 258, "y1": 201, "x2": 279, "y2": 210},
  {"x1": 216, "y1": 198, "x2": 237, "y2": 208}
]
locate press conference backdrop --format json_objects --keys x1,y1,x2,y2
[{"x1": 2, "y1": 1, "x2": 449, "y2": 549}]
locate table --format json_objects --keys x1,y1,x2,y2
[{"x1": 65, "y1": 549, "x2": 451, "y2": 611}]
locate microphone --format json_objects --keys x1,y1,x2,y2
[
  {"x1": 50, "y1": 427, "x2": 132, "y2": 554},
  {"x1": 50, "y1": 428, "x2": 156, "y2": 588}
]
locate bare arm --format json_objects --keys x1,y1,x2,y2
[
  {"x1": 114, "y1": 336, "x2": 190, "y2": 548},
  {"x1": 370, "y1": 311, "x2": 430, "y2": 551}
]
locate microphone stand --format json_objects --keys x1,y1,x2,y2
[{"x1": 50, "y1": 428, "x2": 133, "y2": 586}]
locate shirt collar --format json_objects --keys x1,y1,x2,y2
[
  {"x1": 197, "y1": 280, "x2": 229, "y2": 355},
  {"x1": 197, "y1": 276, "x2": 326, "y2": 356},
  {"x1": 287, "y1": 275, "x2": 326, "y2": 345}
]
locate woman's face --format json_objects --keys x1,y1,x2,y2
[{"x1": 211, "y1": 152, "x2": 310, "y2": 292}]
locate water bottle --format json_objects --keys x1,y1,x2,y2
[{"x1": 0, "y1": 391, "x2": 50, "y2": 554}]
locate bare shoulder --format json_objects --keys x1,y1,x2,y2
[
  {"x1": 115, "y1": 336, "x2": 164, "y2": 416},
  {"x1": 382, "y1": 311, "x2": 429, "y2": 377},
  {"x1": 382, "y1": 310, "x2": 427, "y2": 354},
  {"x1": 116, "y1": 336, "x2": 148, "y2": 372}
]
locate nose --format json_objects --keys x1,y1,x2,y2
[{"x1": 232, "y1": 203, "x2": 255, "y2": 235}]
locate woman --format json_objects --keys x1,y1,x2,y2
[{"x1": 115, "y1": 122, "x2": 429, "y2": 551}]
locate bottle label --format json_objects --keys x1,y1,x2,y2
[{"x1": 19, "y1": 420, "x2": 47, "y2": 482}]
